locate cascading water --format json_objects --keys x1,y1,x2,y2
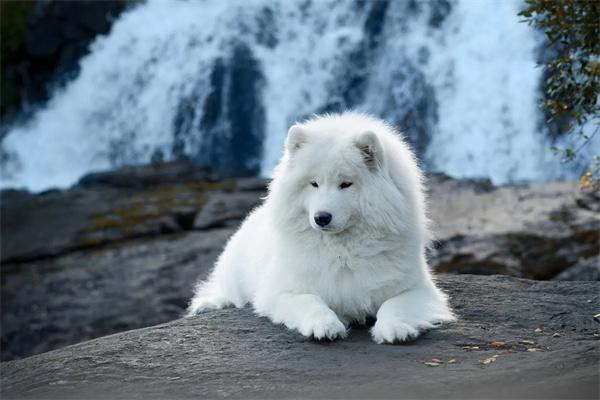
[{"x1": 1, "y1": 0, "x2": 593, "y2": 192}]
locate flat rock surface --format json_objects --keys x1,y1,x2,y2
[{"x1": 2, "y1": 275, "x2": 599, "y2": 399}]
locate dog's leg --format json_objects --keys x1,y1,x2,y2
[
  {"x1": 371, "y1": 282, "x2": 454, "y2": 344},
  {"x1": 255, "y1": 293, "x2": 347, "y2": 340},
  {"x1": 185, "y1": 280, "x2": 234, "y2": 316}
]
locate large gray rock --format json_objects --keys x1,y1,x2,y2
[
  {"x1": 427, "y1": 174, "x2": 599, "y2": 280},
  {"x1": 1, "y1": 229, "x2": 232, "y2": 361},
  {"x1": 552, "y1": 256, "x2": 600, "y2": 281},
  {"x1": 0, "y1": 162, "x2": 266, "y2": 263},
  {"x1": 2, "y1": 275, "x2": 598, "y2": 399}
]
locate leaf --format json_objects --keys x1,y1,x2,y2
[
  {"x1": 480, "y1": 355, "x2": 499, "y2": 365},
  {"x1": 527, "y1": 348, "x2": 544, "y2": 352},
  {"x1": 424, "y1": 361, "x2": 442, "y2": 367}
]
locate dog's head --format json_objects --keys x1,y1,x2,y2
[{"x1": 270, "y1": 120, "x2": 386, "y2": 235}]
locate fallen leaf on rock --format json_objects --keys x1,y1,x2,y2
[
  {"x1": 534, "y1": 328, "x2": 543, "y2": 333},
  {"x1": 480, "y1": 355, "x2": 498, "y2": 365},
  {"x1": 520, "y1": 340, "x2": 535, "y2": 345},
  {"x1": 424, "y1": 361, "x2": 442, "y2": 367},
  {"x1": 490, "y1": 341, "x2": 507, "y2": 348},
  {"x1": 448, "y1": 359, "x2": 457, "y2": 364},
  {"x1": 552, "y1": 332, "x2": 561, "y2": 338},
  {"x1": 527, "y1": 348, "x2": 544, "y2": 352},
  {"x1": 430, "y1": 358, "x2": 443, "y2": 363}
]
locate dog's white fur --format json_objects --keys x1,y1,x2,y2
[{"x1": 187, "y1": 112, "x2": 454, "y2": 343}]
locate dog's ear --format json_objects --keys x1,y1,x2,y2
[
  {"x1": 285, "y1": 124, "x2": 307, "y2": 155},
  {"x1": 355, "y1": 131, "x2": 383, "y2": 171}
]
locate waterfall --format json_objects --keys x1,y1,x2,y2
[{"x1": 1, "y1": 0, "x2": 590, "y2": 192}]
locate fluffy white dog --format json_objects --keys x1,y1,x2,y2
[{"x1": 187, "y1": 112, "x2": 454, "y2": 343}]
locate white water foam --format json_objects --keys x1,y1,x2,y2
[{"x1": 1, "y1": 0, "x2": 588, "y2": 192}]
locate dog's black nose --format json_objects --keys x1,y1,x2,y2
[{"x1": 314, "y1": 211, "x2": 332, "y2": 227}]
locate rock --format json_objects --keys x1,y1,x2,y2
[
  {"x1": 194, "y1": 42, "x2": 266, "y2": 177},
  {"x1": 1, "y1": 275, "x2": 598, "y2": 399},
  {"x1": 1, "y1": 229, "x2": 233, "y2": 361},
  {"x1": 2, "y1": 165, "x2": 598, "y2": 361},
  {"x1": 77, "y1": 160, "x2": 215, "y2": 188},
  {"x1": 553, "y1": 256, "x2": 599, "y2": 281},
  {"x1": 0, "y1": 161, "x2": 267, "y2": 263},
  {"x1": 1, "y1": 161, "x2": 266, "y2": 360},
  {"x1": 172, "y1": 40, "x2": 268, "y2": 178},
  {"x1": 383, "y1": 59, "x2": 438, "y2": 157},
  {"x1": 427, "y1": 177, "x2": 599, "y2": 280},
  {"x1": 193, "y1": 190, "x2": 263, "y2": 229}
]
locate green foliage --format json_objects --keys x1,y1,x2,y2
[
  {"x1": 1, "y1": 0, "x2": 36, "y2": 114},
  {"x1": 1, "y1": 0, "x2": 35, "y2": 63},
  {"x1": 519, "y1": 0, "x2": 600, "y2": 189}
]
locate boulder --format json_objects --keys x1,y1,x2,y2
[
  {"x1": 0, "y1": 161, "x2": 266, "y2": 263},
  {"x1": 427, "y1": 174, "x2": 599, "y2": 280},
  {"x1": 553, "y1": 256, "x2": 600, "y2": 281},
  {"x1": 77, "y1": 160, "x2": 215, "y2": 188},
  {"x1": 1, "y1": 275, "x2": 598, "y2": 399},
  {"x1": 0, "y1": 229, "x2": 232, "y2": 361}
]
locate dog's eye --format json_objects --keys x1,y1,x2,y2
[
  {"x1": 310, "y1": 181, "x2": 319, "y2": 188},
  {"x1": 339, "y1": 182, "x2": 353, "y2": 189}
]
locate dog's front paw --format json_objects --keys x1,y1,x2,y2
[
  {"x1": 299, "y1": 310, "x2": 347, "y2": 340},
  {"x1": 370, "y1": 319, "x2": 420, "y2": 344},
  {"x1": 186, "y1": 295, "x2": 229, "y2": 316}
]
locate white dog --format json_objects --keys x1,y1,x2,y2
[{"x1": 187, "y1": 112, "x2": 454, "y2": 343}]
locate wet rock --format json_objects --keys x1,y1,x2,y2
[
  {"x1": 2, "y1": 275, "x2": 598, "y2": 399},
  {"x1": 196, "y1": 42, "x2": 266, "y2": 177},
  {"x1": 255, "y1": 6, "x2": 278, "y2": 48},
  {"x1": 363, "y1": 0, "x2": 390, "y2": 49},
  {"x1": 380, "y1": 60, "x2": 437, "y2": 157},
  {"x1": 77, "y1": 160, "x2": 215, "y2": 188},
  {"x1": 316, "y1": 1, "x2": 390, "y2": 115}
]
